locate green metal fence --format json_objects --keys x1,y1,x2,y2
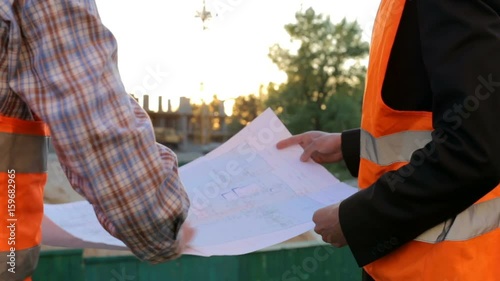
[
  {"x1": 33, "y1": 249, "x2": 85, "y2": 281},
  {"x1": 32, "y1": 242, "x2": 360, "y2": 281}
]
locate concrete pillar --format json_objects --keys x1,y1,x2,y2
[
  {"x1": 143, "y1": 94, "x2": 150, "y2": 112},
  {"x1": 219, "y1": 101, "x2": 227, "y2": 140},
  {"x1": 200, "y1": 103, "x2": 210, "y2": 145},
  {"x1": 158, "y1": 96, "x2": 164, "y2": 112},
  {"x1": 178, "y1": 97, "x2": 192, "y2": 147}
]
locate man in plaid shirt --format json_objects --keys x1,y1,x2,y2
[{"x1": 0, "y1": 0, "x2": 193, "y2": 277}]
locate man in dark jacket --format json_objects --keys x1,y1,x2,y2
[{"x1": 277, "y1": 0, "x2": 500, "y2": 280}]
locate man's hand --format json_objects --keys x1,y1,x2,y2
[
  {"x1": 178, "y1": 222, "x2": 195, "y2": 253},
  {"x1": 276, "y1": 131, "x2": 343, "y2": 163},
  {"x1": 312, "y1": 204, "x2": 347, "y2": 247}
]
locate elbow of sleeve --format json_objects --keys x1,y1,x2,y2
[
  {"x1": 341, "y1": 129, "x2": 361, "y2": 177},
  {"x1": 339, "y1": 193, "x2": 403, "y2": 267},
  {"x1": 491, "y1": 149, "x2": 500, "y2": 181}
]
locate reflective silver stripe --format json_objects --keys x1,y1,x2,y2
[
  {"x1": 416, "y1": 197, "x2": 500, "y2": 243},
  {"x1": 360, "y1": 129, "x2": 432, "y2": 165},
  {"x1": 0, "y1": 132, "x2": 48, "y2": 173},
  {"x1": 0, "y1": 245, "x2": 40, "y2": 280},
  {"x1": 361, "y1": 129, "x2": 500, "y2": 242}
]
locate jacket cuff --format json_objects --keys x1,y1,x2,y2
[{"x1": 341, "y1": 129, "x2": 361, "y2": 177}]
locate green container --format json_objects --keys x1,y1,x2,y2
[
  {"x1": 32, "y1": 249, "x2": 84, "y2": 281},
  {"x1": 34, "y1": 242, "x2": 360, "y2": 281}
]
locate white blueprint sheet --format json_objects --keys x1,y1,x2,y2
[{"x1": 42, "y1": 108, "x2": 357, "y2": 256}]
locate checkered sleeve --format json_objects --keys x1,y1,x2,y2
[{"x1": 9, "y1": 0, "x2": 190, "y2": 262}]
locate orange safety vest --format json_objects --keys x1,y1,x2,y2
[
  {"x1": 359, "y1": 0, "x2": 500, "y2": 280},
  {"x1": 0, "y1": 113, "x2": 49, "y2": 281}
]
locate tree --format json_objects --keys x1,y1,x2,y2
[
  {"x1": 209, "y1": 94, "x2": 222, "y2": 117},
  {"x1": 265, "y1": 8, "x2": 369, "y2": 134},
  {"x1": 228, "y1": 93, "x2": 264, "y2": 134}
]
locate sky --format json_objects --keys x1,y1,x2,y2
[{"x1": 95, "y1": 0, "x2": 381, "y2": 112}]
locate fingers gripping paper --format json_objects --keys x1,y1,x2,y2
[{"x1": 42, "y1": 109, "x2": 357, "y2": 256}]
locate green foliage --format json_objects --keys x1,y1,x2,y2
[
  {"x1": 263, "y1": 8, "x2": 368, "y2": 179},
  {"x1": 265, "y1": 8, "x2": 368, "y2": 134},
  {"x1": 229, "y1": 8, "x2": 368, "y2": 180},
  {"x1": 209, "y1": 95, "x2": 222, "y2": 116},
  {"x1": 228, "y1": 93, "x2": 264, "y2": 134}
]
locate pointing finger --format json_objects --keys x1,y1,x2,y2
[{"x1": 276, "y1": 134, "x2": 307, "y2": 149}]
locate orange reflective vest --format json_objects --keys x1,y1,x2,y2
[
  {"x1": 359, "y1": 0, "x2": 500, "y2": 280},
  {"x1": 0, "y1": 113, "x2": 49, "y2": 281}
]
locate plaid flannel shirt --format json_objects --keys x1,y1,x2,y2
[{"x1": 0, "y1": 0, "x2": 190, "y2": 262}]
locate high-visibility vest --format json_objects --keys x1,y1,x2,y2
[
  {"x1": 0, "y1": 113, "x2": 49, "y2": 281},
  {"x1": 359, "y1": 0, "x2": 500, "y2": 280}
]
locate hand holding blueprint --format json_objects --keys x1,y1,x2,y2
[{"x1": 42, "y1": 109, "x2": 357, "y2": 256}]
